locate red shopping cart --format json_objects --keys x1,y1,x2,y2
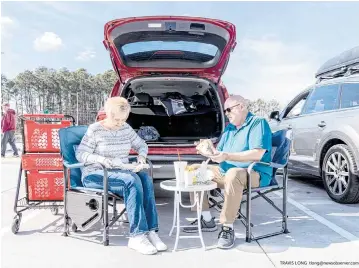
[{"x1": 12, "y1": 114, "x2": 75, "y2": 234}]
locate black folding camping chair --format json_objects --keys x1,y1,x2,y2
[
  {"x1": 210, "y1": 129, "x2": 293, "y2": 242},
  {"x1": 59, "y1": 125, "x2": 153, "y2": 246}
]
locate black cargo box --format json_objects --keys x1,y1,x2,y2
[{"x1": 316, "y1": 46, "x2": 359, "y2": 78}]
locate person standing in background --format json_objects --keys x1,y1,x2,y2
[{"x1": 1, "y1": 103, "x2": 19, "y2": 157}]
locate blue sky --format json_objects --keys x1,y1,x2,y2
[{"x1": 2, "y1": 1, "x2": 359, "y2": 104}]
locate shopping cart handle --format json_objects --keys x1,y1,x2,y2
[
  {"x1": 22, "y1": 114, "x2": 67, "y2": 118},
  {"x1": 20, "y1": 114, "x2": 76, "y2": 124}
]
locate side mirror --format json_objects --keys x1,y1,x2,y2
[
  {"x1": 291, "y1": 108, "x2": 301, "y2": 117},
  {"x1": 269, "y1": 111, "x2": 280, "y2": 121}
]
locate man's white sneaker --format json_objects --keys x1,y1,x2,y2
[
  {"x1": 128, "y1": 234, "x2": 157, "y2": 255},
  {"x1": 148, "y1": 231, "x2": 167, "y2": 251}
]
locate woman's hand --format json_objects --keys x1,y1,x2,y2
[
  {"x1": 132, "y1": 164, "x2": 144, "y2": 173},
  {"x1": 99, "y1": 157, "x2": 114, "y2": 169},
  {"x1": 130, "y1": 155, "x2": 146, "y2": 173},
  {"x1": 137, "y1": 155, "x2": 147, "y2": 164}
]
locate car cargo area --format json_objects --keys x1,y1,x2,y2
[{"x1": 122, "y1": 77, "x2": 225, "y2": 145}]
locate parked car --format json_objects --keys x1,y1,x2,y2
[
  {"x1": 269, "y1": 46, "x2": 359, "y2": 204},
  {"x1": 97, "y1": 16, "x2": 236, "y2": 179}
]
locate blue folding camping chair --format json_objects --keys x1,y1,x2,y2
[
  {"x1": 210, "y1": 129, "x2": 293, "y2": 242},
  {"x1": 59, "y1": 125, "x2": 153, "y2": 246}
]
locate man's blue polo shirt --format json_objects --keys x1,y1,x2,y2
[{"x1": 217, "y1": 112, "x2": 273, "y2": 187}]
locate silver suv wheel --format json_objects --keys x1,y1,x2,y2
[
  {"x1": 324, "y1": 152, "x2": 349, "y2": 196},
  {"x1": 322, "y1": 144, "x2": 359, "y2": 204}
]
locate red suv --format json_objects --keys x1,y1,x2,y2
[{"x1": 97, "y1": 16, "x2": 237, "y2": 179}]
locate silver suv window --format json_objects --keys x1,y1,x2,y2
[
  {"x1": 286, "y1": 98, "x2": 307, "y2": 118},
  {"x1": 340, "y1": 83, "x2": 359, "y2": 109},
  {"x1": 302, "y1": 84, "x2": 340, "y2": 114}
]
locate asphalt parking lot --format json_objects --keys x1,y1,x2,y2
[{"x1": 1, "y1": 157, "x2": 359, "y2": 268}]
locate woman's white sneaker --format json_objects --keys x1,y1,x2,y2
[
  {"x1": 148, "y1": 231, "x2": 167, "y2": 251},
  {"x1": 128, "y1": 234, "x2": 157, "y2": 255}
]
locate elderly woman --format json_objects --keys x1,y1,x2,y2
[{"x1": 76, "y1": 96, "x2": 166, "y2": 255}]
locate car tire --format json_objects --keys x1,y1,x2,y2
[{"x1": 321, "y1": 144, "x2": 359, "y2": 204}]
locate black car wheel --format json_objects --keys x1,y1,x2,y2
[{"x1": 322, "y1": 144, "x2": 359, "y2": 204}]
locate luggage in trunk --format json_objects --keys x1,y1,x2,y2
[
  {"x1": 122, "y1": 77, "x2": 225, "y2": 144},
  {"x1": 127, "y1": 110, "x2": 220, "y2": 143}
]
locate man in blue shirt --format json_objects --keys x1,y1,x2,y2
[{"x1": 184, "y1": 95, "x2": 273, "y2": 249}]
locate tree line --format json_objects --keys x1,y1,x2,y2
[
  {"x1": 1, "y1": 67, "x2": 281, "y2": 125},
  {"x1": 248, "y1": 98, "x2": 281, "y2": 119},
  {"x1": 1, "y1": 67, "x2": 117, "y2": 125}
]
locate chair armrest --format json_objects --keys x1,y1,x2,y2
[
  {"x1": 247, "y1": 161, "x2": 287, "y2": 187},
  {"x1": 271, "y1": 163, "x2": 286, "y2": 169},
  {"x1": 247, "y1": 161, "x2": 270, "y2": 174},
  {"x1": 63, "y1": 161, "x2": 110, "y2": 197},
  {"x1": 63, "y1": 161, "x2": 110, "y2": 170},
  {"x1": 63, "y1": 161, "x2": 84, "y2": 169},
  {"x1": 246, "y1": 161, "x2": 272, "y2": 188},
  {"x1": 247, "y1": 161, "x2": 287, "y2": 174}
]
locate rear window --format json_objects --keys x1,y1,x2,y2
[
  {"x1": 340, "y1": 83, "x2": 359, "y2": 109},
  {"x1": 114, "y1": 31, "x2": 226, "y2": 68},
  {"x1": 122, "y1": 41, "x2": 218, "y2": 57}
]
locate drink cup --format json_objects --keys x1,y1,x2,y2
[{"x1": 174, "y1": 161, "x2": 187, "y2": 187}]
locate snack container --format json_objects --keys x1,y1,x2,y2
[{"x1": 184, "y1": 169, "x2": 197, "y2": 187}]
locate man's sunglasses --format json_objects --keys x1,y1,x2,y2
[{"x1": 223, "y1": 103, "x2": 242, "y2": 113}]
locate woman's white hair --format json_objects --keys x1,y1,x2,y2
[{"x1": 104, "y1": 96, "x2": 130, "y2": 117}]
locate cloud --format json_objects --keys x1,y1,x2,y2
[
  {"x1": 1, "y1": 16, "x2": 17, "y2": 38},
  {"x1": 222, "y1": 35, "x2": 321, "y2": 106},
  {"x1": 33, "y1": 32, "x2": 63, "y2": 52},
  {"x1": 75, "y1": 48, "x2": 96, "y2": 61},
  {"x1": 1, "y1": 16, "x2": 15, "y2": 27}
]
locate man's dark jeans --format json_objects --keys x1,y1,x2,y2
[{"x1": 1, "y1": 130, "x2": 19, "y2": 156}]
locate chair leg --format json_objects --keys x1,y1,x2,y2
[
  {"x1": 282, "y1": 166, "x2": 289, "y2": 233},
  {"x1": 103, "y1": 169, "x2": 109, "y2": 246},
  {"x1": 112, "y1": 198, "x2": 117, "y2": 221},
  {"x1": 246, "y1": 174, "x2": 252, "y2": 243},
  {"x1": 237, "y1": 201, "x2": 243, "y2": 219},
  {"x1": 62, "y1": 166, "x2": 69, "y2": 237}
]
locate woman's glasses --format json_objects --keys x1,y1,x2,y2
[{"x1": 223, "y1": 103, "x2": 241, "y2": 114}]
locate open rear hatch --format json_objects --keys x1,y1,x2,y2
[{"x1": 103, "y1": 16, "x2": 236, "y2": 83}]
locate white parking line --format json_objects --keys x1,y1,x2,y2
[
  {"x1": 0, "y1": 210, "x2": 43, "y2": 237},
  {"x1": 274, "y1": 192, "x2": 359, "y2": 244}
]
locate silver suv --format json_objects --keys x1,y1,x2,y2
[{"x1": 269, "y1": 46, "x2": 359, "y2": 204}]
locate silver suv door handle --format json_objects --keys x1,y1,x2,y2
[
  {"x1": 318, "y1": 121, "x2": 326, "y2": 128},
  {"x1": 287, "y1": 125, "x2": 292, "y2": 130}
]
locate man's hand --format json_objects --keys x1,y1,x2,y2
[
  {"x1": 199, "y1": 149, "x2": 220, "y2": 158},
  {"x1": 210, "y1": 152, "x2": 228, "y2": 163},
  {"x1": 195, "y1": 139, "x2": 219, "y2": 157}
]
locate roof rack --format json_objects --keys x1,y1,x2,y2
[{"x1": 315, "y1": 46, "x2": 359, "y2": 81}]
